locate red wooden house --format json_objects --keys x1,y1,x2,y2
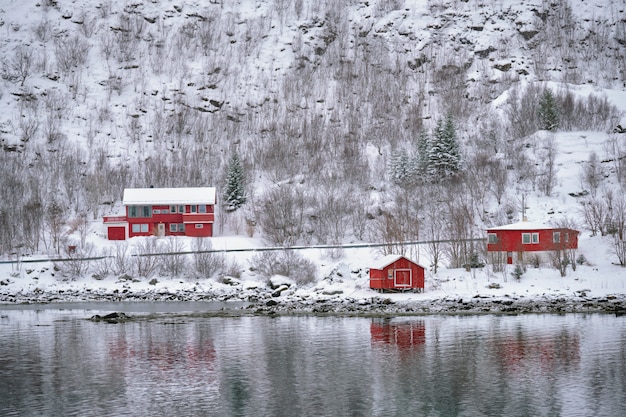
[
  {"x1": 486, "y1": 221, "x2": 579, "y2": 264},
  {"x1": 369, "y1": 255, "x2": 425, "y2": 293},
  {"x1": 103, "y1": 187, "x2": 216, "y2": 240}
]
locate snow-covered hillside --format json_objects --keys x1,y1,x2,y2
[{"x1": 0, "y1": 0, "x2": 625, "y2": 307}]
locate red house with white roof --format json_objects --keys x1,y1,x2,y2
[
  {"x1": 486, "y1": 221, "x2": 579, "y2": 264},
  {"x1": 369, "y1": 255, "x2": 425, "y2": 293},
  {"x1": 103, "y1": 187, "x2": 216, "y2": 240}
]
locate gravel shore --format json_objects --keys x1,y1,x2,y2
[{"x1": 2, "y1": 289, "x2": 625, "y2": 316}]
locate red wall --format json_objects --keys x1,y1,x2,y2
[
  {"x1": 487, "y1": 228, "x2": 579, "y2": 253},
  {"x1": 185, "y1": 223, "x2": 213, "y2": 238}
]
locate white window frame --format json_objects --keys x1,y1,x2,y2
[
  {"x1": 522, "y1": 233, "x2": 531, "y2": 244},
  {"x1": 488, "y1": 233, "x2": 498, "y2": 244},
  {"x1": 195, "y1": 224, "x2": 204, "y2": 229},
  {"x1": 553, "y1": 232, "x2": 560, "y2": 243},
  {"x1": 140, "y1": 224, "x2": 149, "y2": 233}
]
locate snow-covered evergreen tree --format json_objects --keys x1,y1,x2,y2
[
  {"x1": 389, "y1": 150, "x2": 412, "y2": 185},
  {"x1": 427, "y1": 115, "x2": 462, "y2": 180},
  {"x1": 538, "y1": 88, "x2": 559, "y2": 131},
  {"x1": 414, "y1": 129, "x2": 431, "y2": 182},
  {"x1": 224, "y1": 151, "x2": 246, "y2": 212}
]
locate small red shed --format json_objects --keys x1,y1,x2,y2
[
  {"x1": 487, "y1": 221, "x2": 579, "y2": 264},
  {"x1": 369, "y1": 255, "x2": 425, "y2": 293}
]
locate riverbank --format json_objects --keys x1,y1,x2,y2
[
  {"x1": 2, "y1": 234, "x2": 626, "y2": 316},
  {"x1": 2, "y1": 287, "x2": 625, "y2": 316}
]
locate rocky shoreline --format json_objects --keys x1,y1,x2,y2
[{"x1": 1, "y1": 289, "x2": 625, "y2": 316}]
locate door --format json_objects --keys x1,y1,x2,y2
[
  {"x1": 395, "y1": 269, "x2": 412, "y2": 287},
  {"x1": 107, "y1": 226, "x2": 126, "y2": 240},
  {"x1": 157, "y1": 223, "x2": 165, "y2": 236}
]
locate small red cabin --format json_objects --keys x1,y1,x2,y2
[
  {"x1": 369, "y1": 255, "x2": 425, "y2": 293},
  {"x1": 487, "y1": 221, "x2": 579, "y2": 264},
  {"x1": 103, "y1": 187, "x2": 216, "y2": 240}
]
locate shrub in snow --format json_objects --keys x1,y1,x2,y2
[
  {"x1": 511, "y1": 264, "x2": 525, "y2": 281},
  {"x1": 249, "y1": 250, "x2": 316, "y2": 286}
]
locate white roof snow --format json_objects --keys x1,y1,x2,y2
[
  {"x1": 487, "y1": 221, "x2": 566, "y2": 231},
  {"x1": 123, "y1": 187, "x2": 216, "y2": 205},
  {"x1": 370, "y1": 254, "x2": 421, "y2": 270}
]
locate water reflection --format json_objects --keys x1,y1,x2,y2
[
  {"x1": 370, "y1": 319, "x2": 426, "y2": 351},
  {"x1": 0, "y1": 311, "x2": 624, "y2": 417},
  {"x1": 495, "y1": 325, "x2": 580, "y2": 374}
]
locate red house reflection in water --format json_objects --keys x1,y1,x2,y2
[
  {"x1": 107, "y1": 336, "x2": 217, "y2": 371},
  {"x1": 370, "y1": 319, "x2": 426, "y2": 351},
  {"x1": 495, "y1": 330, "x2": 580, "y2": 373}
]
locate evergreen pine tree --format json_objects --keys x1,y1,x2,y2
[
  {"x1": 427, "y1": 114, "x2": 461, "y2": 180},
  {"x1": 224, "y1": 151, "x2": 246, "y2": 212},
  {"x1": 538, "y1": 88, "x2": 559, "y2": 131},
  {"x1": 414, "y1": 129, "x2": 430, "y2": 182},
  {"x1": 389, "y1": 150, "x2": 412, "y2": 185}
]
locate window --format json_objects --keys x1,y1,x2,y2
[
  {"x1": 553, "y1": 232, "x2": 560, "y2": 243},
  {"x1": 170, "y1": 223, "x2": 185, "y2": 232},
  {"x1": 170, "y1": 205, "x2": 177, "y2": 213},
  {"x1": 195, "y1": 224, "x2": 204, "y2": 229},
  {"x1": 488, "y1": 233, "x2": 498, "y2": 244},
  {"x1": 522, "y1": 233, "x2": 539, "y2": 244},
  {"x1": 129, "y1": 206, "x2": 152, "y2": 218},
  {"x1": 132, "y1": 224, "x2": 149, "y2": 233},
  {"x1": 161, "y1": 209, "x2": 169, "y2": 214},
  {"x1": 198, "y1": 205, "x2": 206, "y2": 213},
  {"x1": 153, "y1": 209, "x2": 161, "y2": 214},
  {"x1": 191, "y1": 205, "x2": 197, "y2": 213},
  {"x1": 178, "y1": 205, "x2": 185, "y2": 213}
]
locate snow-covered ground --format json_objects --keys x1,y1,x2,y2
[{"x1": 1, "y1": 219, "x2": 625, "y2": 314}]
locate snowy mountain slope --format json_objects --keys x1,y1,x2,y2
[{"x1": 0, "y1": 0, "x2": 625, "y2": 303}]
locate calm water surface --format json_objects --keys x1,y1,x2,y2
[{"x1": 1, "y1": 304, "x2": 625, "y2": 417}]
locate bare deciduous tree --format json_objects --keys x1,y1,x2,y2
[
  {"x1": 610, "y1": 196, "x2": 626, "y2": 267},
  {"x1": 132, "y1": 238, "x2": 160, "y2": 278},
  {"x1": 191, "y1": 238, "x2": 226, "y2": 279},
  {"x1": 159, "y1": 236, "x2": 188, "y2": 277},
  {"x1": 257, "y1": 186, "x2": 309, "y2": 247},
  {"x1": 1, "y1": 45, "x2": 34, "y2": 86},
  {"x1": 537, "y1": 135, "x2": 558, "y2": 197}
]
